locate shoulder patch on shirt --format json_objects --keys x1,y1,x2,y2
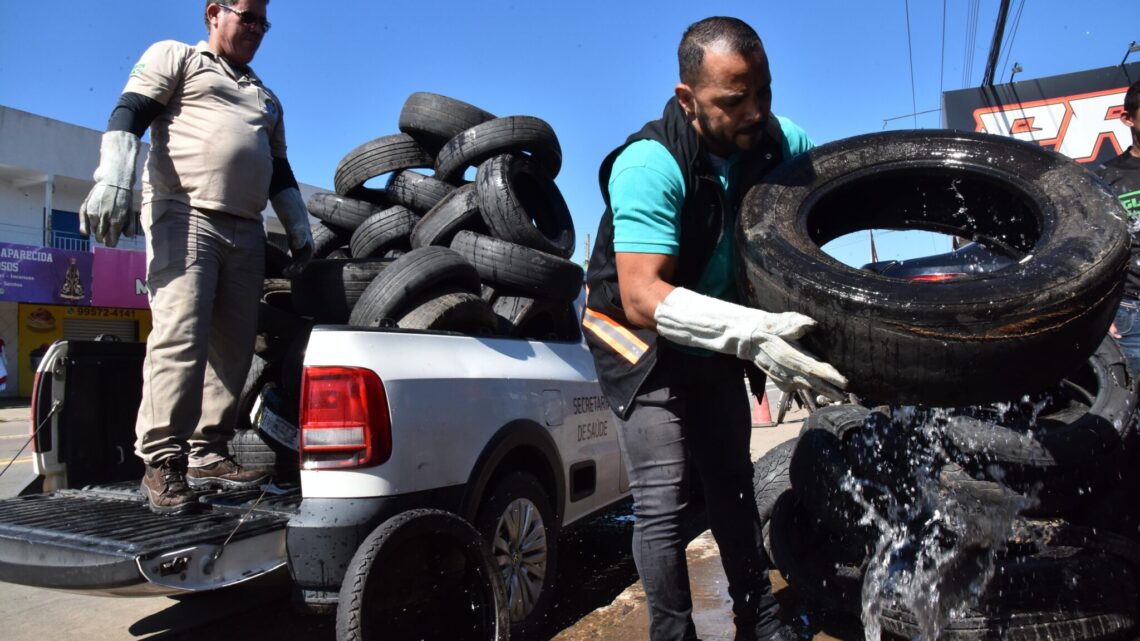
[
  {"x1": 264, "y1": 98, "x2": 277, "y2": 116},
  {"x1": 130, "y1": 63, "x2": 146, "y2": 77}
]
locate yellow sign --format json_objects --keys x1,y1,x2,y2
[{"x1": 16, "y1": 304, "x2": 152, "y2": 396}]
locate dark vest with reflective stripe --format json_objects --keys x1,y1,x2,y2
[{"x1": 584, "y1": 97, "x2": 785, "y2": 419}]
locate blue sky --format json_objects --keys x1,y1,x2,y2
[{"x1": 1, "y1": 1, "x2": 1135, "y2": 266}]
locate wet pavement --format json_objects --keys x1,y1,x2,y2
[{"x1": 551, "y1": 398, "x2": 864, "y2": 641}]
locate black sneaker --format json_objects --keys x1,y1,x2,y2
[
  {"x1": 140, "y1": 457, "x2": 200, "y2": 515},
  {"x1": 186, "y1": 458, "x2": 271, "y2": 490}
]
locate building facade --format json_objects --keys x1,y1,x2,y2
[{"x1": 0, "y1": 105, "x2": 321, "y2": 397}]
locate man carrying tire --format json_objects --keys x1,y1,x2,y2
[
  {"x1": 1099, "y1": 80, "x2": 1140, "y2": 375},
  {"x1": 583, "y1": 16, "x2": 846, "y2": 641},
  {"x1": 78, "y1": 0, "x2": 313, "y2": 514}
]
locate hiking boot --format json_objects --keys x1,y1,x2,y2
[
  {"x1": 186, "y1": 457, "x2": 270, "y2": 490},
  {"x1": 140, "y1": 457, "x2": 200, "y2": 515}
]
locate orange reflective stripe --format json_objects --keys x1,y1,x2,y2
[{"x1": 582, "y1": 308, "x2": 648, "y2": 364}]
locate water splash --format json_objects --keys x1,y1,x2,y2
[{"x1": 842, "y1": 406, "x2": 1038, "y2": 641}]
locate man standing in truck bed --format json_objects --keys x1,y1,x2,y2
[
  {"x1": 1100, "y1": 80, "x2": 1140, "y2": 375},
  {"x1": 583, "y1": 16, "x2": 846, "y2": 641},
  {"x1": 78, "y1": 0, "x2": 313, "y2": 514}
]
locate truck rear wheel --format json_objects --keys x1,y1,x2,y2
[
  {"x1": 476, "y1": 472, "x2": 558, "y2": 640},
  {"x1": 336, "y1": 509, "x2": 508, "y2": 641}
]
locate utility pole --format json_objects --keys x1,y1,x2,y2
[
  {"x1": 982, "y1": 0, "x2": 1013, "y2": 87},
  {"x1": 583, "y1": 233, "x2": 591, "y2": 270}
]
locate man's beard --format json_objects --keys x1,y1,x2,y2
[{"x1": 696, "y1": 109, "x2": 763, "y2": 155}]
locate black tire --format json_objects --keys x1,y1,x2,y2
[
  {"x1": 290, "y1": 258, "x2": 392, "y2": 323},
  {"x1": 739, "y1": 130, "x2": 1130, "y2": 406},
  {"x1": 230, "y1": 427, "x2": 278, "y2": 470},
  {"x1": 348, "y1": 246, "x2": 481, "y2": 327},
  {"x1": 334, "y1": 133, "x2": 434, "y2": 204},
  {"x1": 752, "y1": 438, "x2": 796, "y2": 527},
  {"x1": 237, "y1": 353, "x2": 275, "y2": 431},
  {"x1": 434, "y1": 116, "x2": 562, "y2": 184},
  {"x1": 398, "y1": 92, "x2": 496, "y2": 154},
  {"x1": 410, "y1": 184, "x2": 488, "y2": 248},
  {"x1": 450, "y1": 231, "x2": 583, "y2": 301},
  {"x1": 790, "y1": 412, "x2": 876, "y2": 542},
  {"x1": 310, "y1": 221, "x2": 353, "y2": 259},
  {"x1": 767, "y1": 491, "x2": 864, "y2": 616},
  {"x1": 307, "y1": 192, "x2": 385, "y2": 231},
  {"x1": 349, "y1": 206, "x2": 418, "y2": 258},
  {"x1": 941, "y1": 336, "x2": 1139, "y2": 513},
  {"x1": 385, "y1": 170, "x2": 456, "y2": 214},
  {"x1": 337, "y1": 509, "x2": 509, "y2": 641},
  {"x1": 475, "y1": 472, "x2": 558, "y2": 639},
  {"x1": 476, "y1": 154, "x2": 575, "y2": 258},
  {"x1": 491, "y1": 296, "x2": 580, "y2": 341},
  {"x1": 880, "y1": 546, "x2": 1137, "y2": 641},
  {"x1": 398, "y1": 291, "x2": 499, "y2": 335}
]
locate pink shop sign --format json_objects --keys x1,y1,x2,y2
[{"x1": 91, "y1": 248, "x2": 148, "y2": 309}]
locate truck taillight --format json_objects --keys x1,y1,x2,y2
[{"x1": 300, "y1": 367, "x2": 391, "y2": 470}]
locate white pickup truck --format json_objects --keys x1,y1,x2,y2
[{"x1": 0, "y1": 319, "x2": 629, "y2": 639}]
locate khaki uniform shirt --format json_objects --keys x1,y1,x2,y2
[{"x1": 124, "y1": 40, "x2": 286, "y2": 221}]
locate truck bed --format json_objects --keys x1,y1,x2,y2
[{"x1": 0, "y1": 482, "x2": 300, "y2": 595}]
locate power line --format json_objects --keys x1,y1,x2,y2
[
  {"x1": 904, "y1": 0, "x2": 919, "y2": 128},
  {"x1": 999, "y1": 0, "x2": 1027, "y2": 82},
  {"x1": 939, "y1": 0, "x2": 947, "y2": 97},
  {"x1": 963, "y1": 0, "x2": 981, "y2": 87}
]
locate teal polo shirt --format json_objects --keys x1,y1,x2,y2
[{"x1": 609, "y1": 115, "x2": 814, "y2": 303}]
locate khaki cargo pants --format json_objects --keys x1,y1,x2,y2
[{"x1": 134, "y1": 203, "x2": 265, "y2": 467}]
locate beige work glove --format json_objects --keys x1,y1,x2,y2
[
  {"x1": 79, "y1": 130, "x2": 140, "y2": 248},
  {"x1": 271, "y1": 187, "x2": 314, "y2": 278},
  {"x1": 654, "y1": 287, "x2": 848, "y2": 400}
]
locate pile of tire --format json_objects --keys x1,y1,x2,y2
[
  {"x1": 752, "y1": 336, "x2": 1140, "y2": 641},
  {"x1": 294, "y1": 91, "x2": 583, "y2": 340},
  {"x1": 234, "y1": 92, "x2": 584, "y2": 477}
]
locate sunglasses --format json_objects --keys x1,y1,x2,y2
[{"x1": 214, "y1": 3, "x2": 271, "y2": 33}]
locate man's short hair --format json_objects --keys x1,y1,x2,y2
[
  {"x1": 678, "y1": 17, "x2": 764, "y2": 86},
  {"x1": 204, "y1": 0, "x2": 269, "y2": 29},
  {"x1": 1125, "y1": 79, "x2": 1140, "y2": 119}
]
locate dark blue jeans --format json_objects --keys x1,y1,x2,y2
[
  {"x1": 615, "y1": 350, "x2": 780, "y2": 641},
  {"x1": 1115, "y1": 299, "x2": 1140, "y2": 376}
]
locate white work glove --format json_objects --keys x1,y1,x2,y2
[
  {"x1": 79, "y1": 130, "x2": 141, "y2": 248},
  {"x1": 654, "y1": 287, "x2": 848, "y2": 401},
  {"x1": 271, "y1": 187, "x2": 314, "y2": 278}
]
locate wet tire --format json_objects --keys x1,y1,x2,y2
[
  {"x1": 398, "y1": 291, "x2": 499, "y2": 335},
  {"x1": 879, "y1": 546, "x2": 1138, "y2": 641},
  {"x1": 337, "y1": 509, "x2": 509, "y2": 641},
  {"x1": 752, "y1": 438, "x2": 795, "y2": 527},
  {"x1": 739, "y1": 130, "x2": 1130, "y2": 406},
  {"x1": 349, "y1": 206, "x2": 418, "y2": 258},
  {"x1": 450, "y1": 231, "x2": 584, "y2": 302},
  {"x1": 941, "y1": 336, "x2": 1139, "y2": 513},
  {"x1": 290, "y1": 258, "x2": 392, "y2": 323},
  {"x1": 307, "y1": 192, "x2": 385, "y2": 231},
  {"x1": 334, "y1": 133, "x2": 434, "y2": 204},
  {"x1": 767, "y1": 492, "x2": 864, "y2": 616},
  {"x1": 398, "y1": 92, "x2": 496, "y2": 154},
  {"x1": 434, "y1": 116, "x2": 562, "y2": 185},
  {"x1": 475, "y1": 472, "x2": 558, "y2": 640},
  {"x1": 385, "y1": 170, "x2": 455, "y2": 214},
  {"x1": 476, "y1": 154, "x2": 575, "y2": 258},
  {"x1": 411, "y1": 184, "x2": 488, "y2": 248},
  {"x1": 348, "y1": 247, "x2": 480, "y2": 327},
  {"x1": 791, "y1": 413, "x2": 876, "y2": 543}
]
